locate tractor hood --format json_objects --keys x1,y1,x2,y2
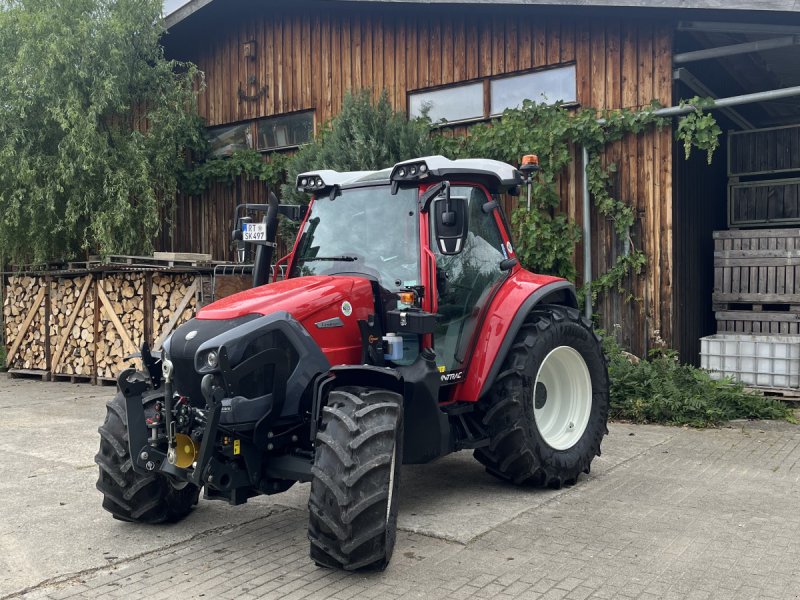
[
  {"x1": 197, "y1": 275, "x2": 375, "y2": 325},
  {"x1": 194, "y1": 275, "x2": 375, "y2": 368}
]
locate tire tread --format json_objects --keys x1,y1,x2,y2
[{"x1": 308, "y1": 386, "x2": 402, "y2": 571}]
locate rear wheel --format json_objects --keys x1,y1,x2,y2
[
  {"x1": 475, "y1": 305, "x2": 609, "y2": 488},
  {"x1": 308, "y1": 386, "x2": 403, "y2": 571},
  {"x1": 95, "y1": 387, "x2": 200, "y2": 523}
]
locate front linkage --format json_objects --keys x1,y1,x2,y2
[
  {"x1": 120, "y1": 340, "x2": 301, "y2": 505},
  {"x1": 120, "y1": 348, "x2": 230, "y2": 490}
]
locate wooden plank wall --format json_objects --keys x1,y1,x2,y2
[{"x1": 166, "y1": 5, "x2": 674, "y2": 355}]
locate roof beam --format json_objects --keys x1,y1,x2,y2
[
  {"x1": 673, "y1": 68, "x2": 754, "y2": 130},
  {"x1": 674, "y1": 35, "x2": 800, "y2": 64},
  {"x1": 678, "y1": 21, "x2": 800, "y2": 36},
  {"x1": 164, "y1": 0, "x2": 214, "y2": 29}
]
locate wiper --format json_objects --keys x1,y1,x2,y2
[{"x1": 302, "y1": 256, "x2": 358, "y2": 262}]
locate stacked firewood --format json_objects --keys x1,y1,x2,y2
[
  {"x1": 152, "y1": 274, "x2": 198, "y2": 349},
  {"x1": 49, "y1": 276, "x2": 95, "y2": 376},
  {"x1": 95, "y1": 273, "x2": 145, "y2": 379},
  {"x1": 3, "y1": 275, "x2": 48, "y2": 370}
]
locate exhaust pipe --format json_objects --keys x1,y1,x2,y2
[{"x1": 253, "y1": 192, "x2": 280, "y2": 288}]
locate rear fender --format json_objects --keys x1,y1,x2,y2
[{"x1": 452, "y1": 273, "x2": 577, "y2": 402}]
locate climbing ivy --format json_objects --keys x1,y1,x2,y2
[
  {"x1": 430, "y1": 99, "x2": 720, "y2": 308},
  {"x1": 676, "y1": 96, "x2": 723, "y2": 164}
]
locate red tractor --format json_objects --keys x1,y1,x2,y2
[{"x1": 95, "y1": 156, "x2": 609, "y2": 571}]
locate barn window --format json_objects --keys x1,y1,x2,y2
[
  {"x1": 257, "y1": 111, "x2": 314, "y2": 151},
  {"x1": 408, "y1": 82, "x2": 484, "y2": 124},
  {"x1": 207, "y1": 122, "x2": 253, "y2": 158},
  {"x1": 490, "y1": 65, "x2": 577, "y2": 115},
  {"x1": 408, "y1": 64, "x2": 577, "y2": 125}
]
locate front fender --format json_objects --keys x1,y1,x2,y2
[{"x1": 452, "y1": 271, "x2": 577, "y2": 402}]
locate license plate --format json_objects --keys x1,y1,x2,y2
[{"x1": 242, "y1": 223, "x2": 267, "y2": 241}]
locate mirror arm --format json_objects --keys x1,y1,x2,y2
[
  {"x1": 419, "y1": 181, "x2": 449, "y2": 214},
  {"x1": 499, "y1": 258, "x2": 518, "y2": 271}
]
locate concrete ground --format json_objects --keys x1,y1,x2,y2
[{"x1": 0, "y1": 374, "x2": 799, "y2": 600}]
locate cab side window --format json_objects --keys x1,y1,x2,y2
[{"x1": 432, "y1": 186, "x2": 507, "y2": 373}]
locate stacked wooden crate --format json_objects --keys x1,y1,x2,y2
[
  {"x1": 728, "y1": 124, "x2": 800, "y2": 228},
  {"x1": 702, "y1": 125, "x2": 800, "y2": 395},
  {"x1": 706, "y1": 229, "x2": 800, "y2": 394},
  {"x1": 713, "y1": 229, "x2": 800, "y2": 335}
]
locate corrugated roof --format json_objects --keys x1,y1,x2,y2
[{"x1": 165, "y1": 0, "x2": 800, "y2": 29}]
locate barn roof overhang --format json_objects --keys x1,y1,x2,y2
[{"x1": 164, "y1": 0, "x2": 800, "y2": 29}]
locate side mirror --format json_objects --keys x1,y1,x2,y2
[
  {"x1": 277, "y1": 204, "x2": 308, "y2": 222},
  {"x1": 433, "y1": 195, "x2": 468, "y2": 255}
]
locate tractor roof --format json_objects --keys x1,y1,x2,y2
[{"x1": 296, "y1": 155, "x2": 524, "y2": 195}]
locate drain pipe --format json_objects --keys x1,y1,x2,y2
[{"x1": 581, "y1": 145, "x2": 592, "y2": 321}]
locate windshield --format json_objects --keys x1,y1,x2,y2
[{"x1": 291, "y1": 186, "x2": 420, "y2": 291}]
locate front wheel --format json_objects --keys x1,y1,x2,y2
[
  {"x1": 95, "y1": 386, "x2": 200, "y2": 523},
  {"x1": 475, "y1": 304, "x2": 609, "y2": 488},
  {"x1": 308, "y1": 386, "x2": 403, "y2": 571}
]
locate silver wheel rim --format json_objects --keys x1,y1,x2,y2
[
  {"x1": 386, "y1": 442, "x2": 397, "y2": 525},
  {"x1": 532, "y1": 346, "x2": 593, "y2": 451}
]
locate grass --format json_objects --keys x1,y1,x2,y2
[{"x1": 604, "y1": 336, "x2": 796, "y2": 428}]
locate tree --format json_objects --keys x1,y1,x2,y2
[{"x1": 0, "y1": 0, "x2": 203, "y2": 264}]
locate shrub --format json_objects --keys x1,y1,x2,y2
[{"x1": 604, "y1": 336, "x2": 796, "y2": 427}]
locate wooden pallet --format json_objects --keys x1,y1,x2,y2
[
  {"x1": 51, "y1": 373, "x2": 95, "y2": 385},
  {"x1": 716, "y1": 310, "x2": 800, "y2": 334},
  {"x1": 8, "y1": 369, "x2": 51, "y2": 381},
  {"x1": 107, "y1": 254, "x2": 213, "y2": 268},
  {"x1": 96, "y1": 377, "x2": 118, "y2": 387},
  {"x1": 713, "y1": 302, "x2": 800, "y2": 312},
  {"x1": 747, "y1": 386, "x2": 800, "y2": 404}
]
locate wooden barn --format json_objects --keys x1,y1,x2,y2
[{"x1": 156, "y1": 0, "x2": 800, "y2": 364}]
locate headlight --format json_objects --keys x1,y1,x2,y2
[
  {"x1": 390, "y1": 161, "x2": 429, "y2": 182},
  {"x1": 296, "y1": 173, "x2": 327, "y2": 193},
  {"x1": 205, "y1": 351, "x2": 219, "y2": 369}
]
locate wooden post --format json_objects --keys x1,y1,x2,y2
[
  {"x1": 144, "y1": 271, "x2": 153, "y2": 348},
  {"x1": 43, "y1": 276, "x2": 52, "y2": 379},
  {"x1": 92, "y1": 274, "x2": 99, "y2": 384}
]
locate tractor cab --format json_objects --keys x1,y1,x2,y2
[{"x1": 290, "y1": 156, "x2": 523, "y2": 382}]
